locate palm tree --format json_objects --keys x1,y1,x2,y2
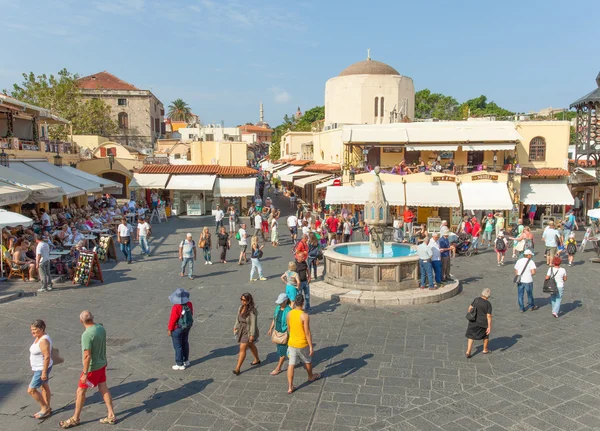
[{"x1": 168, "y1": 99, "x2": 192, "y2": 122}]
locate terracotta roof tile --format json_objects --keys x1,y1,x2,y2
[
  {"x1": 305, "y1": 163, "x2": 343, "y2": 173},
  {"x1": 289, "y1": 160, "x2": 314, "y2": 166},
  {"x1": 139, "y1": 164, "x2": 257, "y2": 176},
  {"x1": 78, "y1": 71, "x2": 140, "y2": 91},
  {"x1": 239, "y1": 125, "x2": 273, "y2": 132},
  {"x1": 522, "y1": 167, "x2": 570, "y2": 178}
]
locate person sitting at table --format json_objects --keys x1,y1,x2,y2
[
  {"x1": 84, "y1": 216, "x2": 95, "y2": 229},
  {"x1": 417, "y1": 158, "x2": 426, "y2": 172},
  {"x1": 11, "y1": 238, "x2": 37, "y2": 281},
  {"x1": 67, "y1": 228, "x2": 84, "y2": 245},
  {"x1": 4, "y1": 237, "x2": 16, "y2": 261}
]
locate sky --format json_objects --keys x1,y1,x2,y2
[{"x1": 0, "y1": 0, "x2": 597, "y2": 127}]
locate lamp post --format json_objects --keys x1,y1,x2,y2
[
  {"x1": 108, "y1": 153, "x2": 115, "y2": 170},
  {"x1": 0, "y1": 148, "x2": 9, "y2": 167},
  {"x1": 53, "y1": 148, "x2": 62, "y2": 167}
]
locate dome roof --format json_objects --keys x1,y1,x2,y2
[{"x1": 339, "y1": 59, "x2": 400, "y2": 77}]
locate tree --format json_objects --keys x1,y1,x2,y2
[
  {"x1": 459, "y1": 95, "x2": 514, "y2": 118},
  {"x1": 294, "y1": 106, "x2": 325, "y2": 131},
  {"x1": 268, "y1": 106, "x2": 325, "y2": 159},
  {"x1": 168, "y1": 99, "x2": 192, "y2": 122},
  {"x1": 4, "y1": 69, "x2": 117, "y2": 140},
  {"x1": 269, "y1": 138, "x2": 281, "y2": 160},
  {"x1": 415, "y1": 89, "x2": 459, "y2": 120}
]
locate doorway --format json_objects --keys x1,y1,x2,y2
[
  {"x1": 367, "y1": 147, "x2": 381, "y2": 168},
  {"x1": 467, "y1": 151, "x2": 484, "y2": 170}
]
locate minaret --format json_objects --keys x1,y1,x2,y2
[{"x1": 259, "y1": 102, "x2": 264, "y2": 123}]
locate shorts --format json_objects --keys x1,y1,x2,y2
[
  {"x1": 288, "y1": 346, "x2": 311, "y2": 366},
  {"x1": 240, "y1": 245, "x2": 247, "y2": 253},
  {"x1": 78, "y1": 365, "x2": 107, "y2": 389},
  {"x1": 289, "y1": 227, "x2": 297, "y2": 236},
  {"x1": 261, "y1": 221, "x2": 269, "y2": 233},
  {"x1": 546, "y1": 247, "x2": 557, "y2": 258},
  {"x1": 30, "y1": 366, "x2": 52, "y2": 388},
  {"x1": 495, "y1": 250, "x2": 506, "y2": 255},
  {"x1": 483, "y1": 231, "x2": 492, "y2": 241}
]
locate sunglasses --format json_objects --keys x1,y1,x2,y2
[{"x1": 240, "y1": 297, "x2": 248, "y2": 302}]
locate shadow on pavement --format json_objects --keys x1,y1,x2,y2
[
  {"x1": 561, "y1": 299, "x2": 582, "y2": 315},
  {"x1": 310, "y1": 298, "x2": 341, "y2": 315},
  {"x1": 487, "y1": 334, "x2": 522, "y2": 352},
  {"x1": 190, "y1": 345, "x2": 239, "y2": 367},
  {"x1": 324, "y1": 353, "x2": 374, "y2": 378},
  {"x1": 311, "y1": 343, "x2": 348, "y2": 368}
]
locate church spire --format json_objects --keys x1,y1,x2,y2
[{"x1": 259, "y1": 101, "x2": 264, "y2": 123}]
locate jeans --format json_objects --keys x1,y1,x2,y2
[
  {"x1": 517, "y1": 282, "x2": 535, "y2": 311},
  {"x1": 563, "y1": 229, "x2": 571, "y2": 241},
  {"x1": 431, "y1": 260, "x2": 442, "y2": 284},
  {"x1": 120, "y1": 239, "x2": 131, "y2": 262},
  {"x1": 550, "y1": 286, "x2": 564, "y2": 314},
  {"x1": 405, "y1": 222, "x2": 413, "y2": 240},
  {"x1": 215, "y1": 219, "x2": 223, "y2": 232},
  {"x1": 171, "y1": 327, "x2": 190, "y2": 366},
  {"x1": 419, "y1": 260, "x2": 435, "y2": 288},
  {"x1": 299, "y1": 280, "x2": 311, "y2": 310},
  {"x1": 307, "y1": 257, "x2": 317, "y2": 279},
  {"x1": 39, "y1": 260, "x2": 52, "y2": 289},
  {"x1": 181, "y1": 257, "x2": 194, "y2": 277},
  {"x1": 202, "y1": 247, "x2": 211, "y2": 262},
  {"x1": 472, "y1": 236, "x2": 479, "y2": 250},
  {"x1": 139, "y1": 235, "x2": 150, "y2": 254},
  {"x1": 250, "y1": 258, "x2": 263, "y2": 279}
]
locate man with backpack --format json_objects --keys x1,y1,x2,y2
[
  {"x1": 179, "y1": 233, "x2": 196, "y2": 280},
  {"x1": 167, "y1": 288, "x2": 194, "y2": 370}
]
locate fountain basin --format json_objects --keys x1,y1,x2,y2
[{"x1": 324, "y1": 242, "x2": 420, "y2": 291}]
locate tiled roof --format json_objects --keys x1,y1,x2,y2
[
  {"x1": 78, "y1": 71, "x2": 140, "y2": 91},
  {"x1": 139, "y1": 164, "x2": 257, "y2": 176},
  {"x1": 305, "y1": 163, "x2": 343, "y2": 173},
  {"x1": 274, "y1": 157, "x2": 295, "y2": 164},
  {"x1": 522, "y1": 167, "x2": 570, "y2": 178},
  {"x1": 239, "y1": 125, "x2": 273, "y2": 132},
  {"x1": 289, "y1": 160, "x2": 314, "y2": 166}
]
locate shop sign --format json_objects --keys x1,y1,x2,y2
[
  {"x1": 432, "y1": 175, "x2": 456, "y2": 182},
  {"x1": 333, "y1": 178, "x2": 342, "y2": 186},
  {"x1": 472, "y1": 174, "x2": 499, "y2": 181}
]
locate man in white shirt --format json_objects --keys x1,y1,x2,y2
[
  {"x1": 151, "y1": 191, "x2": 159, "y2": 209},
  {"x1": 35, "y1": 235, "x2": 53, "y2": 292},
  {"x1": 238, "y1": 223, "x2": 248, "y2": 265},
  {"x1": 214, "y1": 205, "x2": 224, "y2": 233},
  {"x1": 287, "y1": 214, "x2": 299, "y2": 243},
  {"x1": 439, "y1": 220, "x2": 450, "y2": 236},
  {"x1": 542, "y1": 221, "x2": 559, "y2": 266},
  {"x1": 40, "y1": 209, "x2": 52, "y2": 232},
  {"x1": 128, "y1": 198, "x2": 136, "y2": 211},
  {"x1": 117, "y1": 219, "x2": 133, "y2": 264},
  {"x1": 428, "y1": 233, "x2": 443, "y2": 285},
  {"x1": 136, "y1": 216, "x2": 151, "y2": 256},
  {"x1": 69, "y1": 229, "x2": 84, "y2": 245},
  {"x1": 417, "y1": 237, "x2": 435, "y2": 289},
  {"x1": 254, "y1": 212, "x2": 263, "y2": 238},
  {"x1": 514, "y1": 249, "x2": 537, "y2": 312}
]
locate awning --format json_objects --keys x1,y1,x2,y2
[
  {"x1": 460, "y1": 182, "x2": 513, "y2": 210},
  {"x1": 129, "y1": 173, "x2": 170, "y2": 189},
  {"x1": 317, "y1": 177, "x2": 341, "y2": 189},
  {"x1": 281, "y1": 171, "x2": 315, "y2": 183},
  {"x1": 381, "y1": 183, "x2": 405, "y2": 206},
  {"x1": 214, "y1": 178, "x2": 256, "y2": 197},
  {"x1": 521, "y1": 179, "x2": 574, "y2": 205},
  {"x1": 462, "y1": 143, "x2": 516, "y2": 151},
  {"x1": 405, "y1": 181, "x2": 460, "y2": 207},
  {"x1": 265, "y1": 163, "x2": 285, "y2": 172},
  {"x1": 277, "y1": 165, "x2": 303, "y2": 177},
  {"x1": 325, "y1": 185, "x2": 370, "y2": 204},
  {"x1": 11, "y1": 162, "x2": 85, "y2": 198},
  {"x1": 0, "y1": 181, "x2": 31, "y2": 206},
  {"x1": 294, "y1": 174, "x2": 332, "y2": 188},
  {"x1": 405, "y1": 144, "x2": 459, "y2": 152},
  {"x1": 0, "y1": 165, "x2": 64, "y2": 202},
  {"x1": 61, "y1": 166, "x2": 122, "y2": 192},
  {"x1": 23, "y1": 161, "x2": 103, "y2": 194},
  {"x1": 165, "y1": 175, "x2": 216, "y2": 191},
  {"x1": 342, "y1": 126, "x2": 409, "y2": 143}
]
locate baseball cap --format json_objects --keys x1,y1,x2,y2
[{"x1": 275, "y1": 293, "x2": 288, "y2": 304}]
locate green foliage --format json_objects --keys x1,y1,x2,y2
[
  {"x1": 269, "y1": 139, "x2": 281, "y2": 160},
  {"x1": 458, "y1": 95, "x2": 514, "y2": 118},
  {"x1": 167, "y1": 98, "x2": 192, "y2": 121},
  {"x1": 415, "y1": 89, "x2": 514, "y2": 120},
  {"x1": 295, "y1": 106, "x2": 325, "y2": 131},
  {"x1": 4, "y1": 69, "x2": 117, "y2": 140}
]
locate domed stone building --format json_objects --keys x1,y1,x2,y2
[{"x1": 324, "y1": 53, "x2": 415, "y2": 127}]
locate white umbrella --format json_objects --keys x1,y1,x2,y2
[
  {"x1": 587, "y1": 208, "x2": 600, "y2": 219},
  {"x1": 0, "y1": 209, "x2": 34, "y2": 281}
]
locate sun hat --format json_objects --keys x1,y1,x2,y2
[
  {"x1": 523, "y1": 249, "x2": 533, "y2": 255},
  {"x1": 442, "y1": 231, "x2": 450, "y2": 236},
  {"x1": 275, "y1": 293, "x2": 288, "y2": 304},
  {"x1": 169, "y1": 288, "x2": 190, "y2": 305},
  {"x1": 497, "y1": 232, "x2": 504, "y2": 237}
]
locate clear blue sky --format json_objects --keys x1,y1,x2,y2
[{"x1": 1, "y1": 0, "x2": 597, "y2": 127}]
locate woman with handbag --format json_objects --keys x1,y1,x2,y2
[
  {"x1": 465, "y1": 288, "x2": 493, "y2": 358},
  {"x1": 199, "y1": 227, "x2": 212, "y2": 265},
  {"x1": 233, "y1": 293, "x2": 261, "y2": 375},
  {"x1": 28, "y1": 319, "x2": 54, "y2": 419},
  {"x1": 267, "y1": 293, "x2": 291, "y2": 375},
  {"x1": 546, "y1": 256, "x2": 567, "y2": 318}
]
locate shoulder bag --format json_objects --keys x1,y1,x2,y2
[
  {"x1": 466, "y1": 298, "x2": 479, "y2": 322},
  {"x1": 543, "y1": 269, "x2": 559, "y2": 294},
  {"x1": 271, "y1": 308, "x2": 289, "y2": 345},
  {"x1": 513, "y1": 257, "x2": 532, "y2": 284}
]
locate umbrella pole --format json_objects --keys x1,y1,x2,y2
[{"x1": 0, "y1": 234, "x2": 6, "y2": 282}]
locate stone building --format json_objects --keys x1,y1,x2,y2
[{"x1": 77, "y1": 71, "x2": 164, "y2": 151}]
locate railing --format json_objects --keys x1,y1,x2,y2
[
  {"x1": 0, "y1": 137, "x2": 74, "y2": 153},
  {"x1": 144, "y1": 157, "x2": 170, "y2": 165}
]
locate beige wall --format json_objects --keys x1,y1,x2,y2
[
  {"x1": 72, "y1": 135, "x2": 109, "y2": 150},
  {"x1": 313, "y1": 129, "x2": 344, "y2": 165},
  {"x1": 514, "y1": 121, "x2": 570, "y2": 169},
  {"x1": 281, "y1": 132, "x2": 313, "y2": 158},
  {"x1": 190, "y1": 141, "x2": 248, "y2": 166},
  {"x1": 92, "y1": 142, "x2": 139, "y2": 160}
]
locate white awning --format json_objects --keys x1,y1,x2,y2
[
  {"x1": 462, "y1": 143, "x2": 516, "y2": 151},
  {"x1": 0, "y1": 181, "x2": 31, "y2": 206},
  {"x1": 342, "y1": 126, "x2": 408, "y2": 143},
  {"x1": 277, "y1": 165, "x2": 303, "y2": 177},
  {"x1": 460, "y1": 182, "x2": 513, "y2": 210},
  {"x1": 11, "y1": 162, "x2": 85, "y2": 198},
  {"x1": 521, "y1": 179, "x2": 574, "y2": 205},
  {"x1": 317, "y1": 177, "x2": 341, "y2": 189},
  {"x1": 405, "y1": 144, "x2": 459, "y2": 152},
  {"x1": 382, "y1": 183, "x2": 405, "y2": 206},
  {"x1": 294, "y1": 174, "x2": 332, "y2": 188},
  {"x1": 405, "y1": 181, "x2": 460, "y2": 207},
  {"x1": 281, "y1": 171, "x2": 315, "y2": 183},
  {"x1": 23, "y1": 161, "x2": 103, "y2": 194},
  {"x1": 214, "y1": 178, "x2": 256, "y2": 197},
  {"x1": 265, "y1": 163, "x2": 285, "y2": 172},
  {"x1": 61, "y1": 166, "x2": 122, "y2": 192},
  {"x1": 165, "y1": 175, "x2": 216, "y2": 191},
  {"x1": 325, "y1": 185, "x2": 370, "y2": 204},
  {"x1": 129, "y1": 173, "x2": 170, "y2": 189},
  {"x1": 0, "y1": 165, "x2": 64, "y2": 203}
]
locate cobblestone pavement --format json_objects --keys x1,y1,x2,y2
[{"x1": 1, "y1": 198, "x2": 600, "y2": 431}]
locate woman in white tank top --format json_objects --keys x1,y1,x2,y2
[{"x1": 28, "y1": 319, "x2": 53, "y2": 419}]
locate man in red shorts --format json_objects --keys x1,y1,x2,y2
[{"x1": 59, "y1": 310, "x2": 116, "y2": 428}]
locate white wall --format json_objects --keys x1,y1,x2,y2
[{"x1": 179, "y1": 126, "x2": 241, "y2": 142}]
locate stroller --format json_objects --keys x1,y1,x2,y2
[{"x1": 455, "y1": 233, "x2": 473, "y2": 257}]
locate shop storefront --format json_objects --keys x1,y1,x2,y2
[
  {"x1": 294, "y1": 174, "x2": 333, "y2": 204},
  {"x1": 520, "y1": 178, "x2": 574, "y2": 226},
  {"x1": 569, "y1": 168, "x2": 599, "y2": 218},
  {"x1": 214, "y1": 177, "x2": 256, "y2": 214},
  {"x1": 165, "y1": 175, "x2": 216, "y2": 216},
  {"x1": 458, "y1": 171, "x2": 515, "y2": 223}
]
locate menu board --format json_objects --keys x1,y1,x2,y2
[
  {"x1": 451, "y1": 207, "x2": 462, "y2": 228},
  {"x1": 96, "y1": 235, "x2": 118, "y2": 262},
  {"x1": 73, "y1": 251, "x2": 103, "y2": 286}
]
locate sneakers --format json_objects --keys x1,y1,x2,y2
[
  {"x1": 259, "y1": 277, "x2": 267, "y2": 281},
  {"x1": 498, "y1": 263, "x2": 501, "y2": 266},
  {"x1": 172, "y1": 365, "x2": 185, "y2": 371},
  {"x1": 208, "y1": 261, "x2": 213, "y2": 265},
  {"x1": 38, "y1": 287, "x2": 50, "y2": 292},
  {"x1": 205, "y1": 262, "x2": 208, "y2": 265},
  {"x1": 184, "y1": 361, "x2": 190, "y2": 367},
  {"x1": 250, "y1": 278, "x2": 258, "y2": 282}
]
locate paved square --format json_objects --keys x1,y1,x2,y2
[{"x1": 1, "y1": 202, "x2": 600, "y2": 430}]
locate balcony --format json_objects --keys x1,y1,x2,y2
[
  {"x1": 143, "y1": 156, "x2": 170, "y2": 165},
  {"x1": 0, "y1": 137, "x2": 75, "y2": 154}
]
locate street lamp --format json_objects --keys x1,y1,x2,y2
[
  {"x1": 53, "y1": 148, "x2": 62, "y2": 167},
  {"x1": 108, "y1": 153, "x2": 115, "y2": 170},
  {"x1": 0, "y1": 148, "x2": 9, "y2": 167}
]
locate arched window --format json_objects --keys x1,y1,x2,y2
[
  {"x1": 380, "y1": 97, "x2": 384, "y2": 118},
  {"x1": 374, "y1": 97, "x2": 379, "y2": 117},
  {"x1": 118, "y1": 112, "x2": 128, "y2": 129},
  {"x1": 371, "y1": 207, "x2": 375, "y2": 219},
  {"x1": 529, "y1": 137, "x2": 546, "y2": 161},
  {"x1": 379, "y1": 207, "x2": 384, "y2": 220}
]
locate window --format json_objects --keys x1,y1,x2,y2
[
  {"x1": 529, "y1": 137, "x2": 546, "y2": 162},
  {"x1": 151, "y1": 116, "x2": 155, "y2": 132},
  {"x1": 380, "y1": 97, "x2": 384, "y2": 118},
  {"x1": 188, "y1": 134, "x2": 195, "y2": 139},
  {"x1": 155, "y1": 118, "x2": 160, "y2": 134},
  {"x1": 405, "y1": 150, "x2": 421, "y2": 164},
  {"x1": 174, "y1": 153, "x2": 181, "y2": 159},
  {"x1": 109, "y1": 147, "x2": 117, "y2": 156},
  {"x1": 374, "y1": 97, "x2": 379, "y2": 117},
  {"x1": 118, "y1": 112, "x2": 128, "y2": 129},
  {"x1": 117, "y1": 98, "x2": 127, "y2": 106}
]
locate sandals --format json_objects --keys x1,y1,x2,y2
[
  {"x1": 34, "y1": 408, "x2": 52, "y2": 419},
  {"x1": 270, "y1": 369, "x2": 282, "y2": 376},
  {"x1": 232, "y1": 369, "x2": 240, "y2": 376},
  {"x1": 250, "y1": 360, "x2": 261, "y2": 366},
  {"x1": 59, "y1": 417, "x2": 80, "y2": 428},
  {"x1": 465, "y1": 352, "x2": 472, "y2": 359},
  {"x1": 287, "y1": 386, "x2": 296, "y2": 394},
  {"x1": 308, "y1": 373, "x2": 321, "y2": 382},
  {"x1": 482, "y1": 350, "x2": 492, "y2": 354},
  {"x1": 99, "y1": 416, "x2": 117, "y2": 425}
]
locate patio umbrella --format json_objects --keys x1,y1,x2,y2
[
  {"x1": 0, "y1": 209, "x2": 33, "y2": 281},
  {"x1": 587, "y1": 208, "x2": 600, "y2": 219}
]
